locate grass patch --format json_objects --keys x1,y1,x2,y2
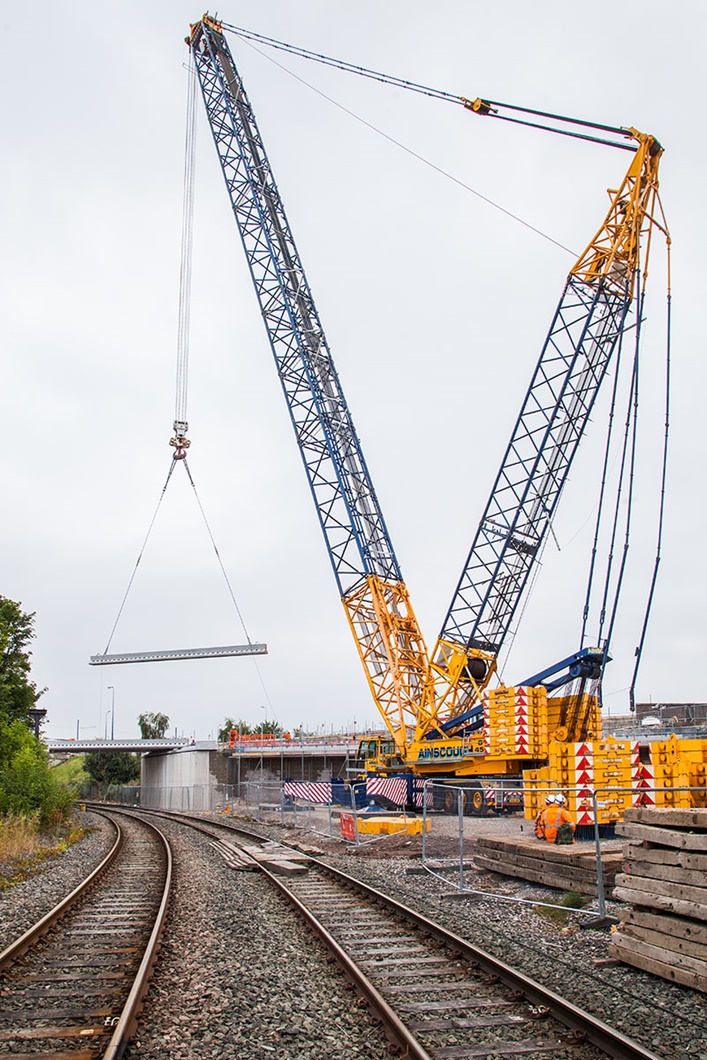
[
  {"x1": 0, "y1": 814, "x2": 89, "y2": 891},
  {"x1": 534, "y1": 890, "x2": 590, "y2": 926},
  {"x1": 0, "y1": 813, "x2": 42, "y2": 860},
  {"x1": 51, "y1": 755, "x2": 89, "y2": 788}
]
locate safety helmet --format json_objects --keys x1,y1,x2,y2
[
  {"x1": 545, "y1": 794, "x2": 557, "y2": 805},
  {"x1": 555, "y1": 794, "x2": 566, "y2": 806}
]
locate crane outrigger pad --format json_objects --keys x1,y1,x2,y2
[{"x1": 89, "y1": 643, "x2": 267, "y2": 666}]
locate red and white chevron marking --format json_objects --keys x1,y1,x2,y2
[
  {"x1": 574, "y1": 742, "x2": 595, "y2": 826},
  {"x1": 366, "y1": 776, "x2": 408, "y2": 806},
  {"x1": 631, "y1": 741, "x2": 655, "y2": 806},
  {"x1": 482, "y1": 692, "x2": 492, "y2": 754},
  {"x1": 515, "y1": 686, "x2": 529, "y2": 754},
  {"x1": 282, "y1": 781, "x2": 332, "y2": 804}
]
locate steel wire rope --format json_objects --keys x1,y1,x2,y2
[
  {"x1": 549, "y1": 319, "x2": 639, "y2": 558},
  {"x1": 605, "y1": 327, "x2": 642, "y2": 649},
  {"x1": 629, "y1": 239, "x2": 672, "y2": 711},
  {"x1": 175, "y1": 53, "x2": 277, "y2": 718},
  {"x1": 594, "y1": 282, "x2": 644, "y2": 682},
  {"x1": 497, "y1": 446, "x2": 593, "y2": 677},
  {"x1": 472, "y1": 313, "x2": 638, "y2": 685},
  {"x1": 231, "y1": 34, "x2": 576, "y2": 257},
  {"x1": 222, "y1": 22, "x2": 636, "y2": 151},
  {"x1": 583, "y1": 170, "x2": 671, "y2": 703},
  {"x1": 175, "y1": 54, "x2": 198, "y2": 426},
  {"x1": 100, "y1": 62, "x2": 198, "y2": 657},
  {"x1": 579, "y1": 301, "x2": 629, "y2": 649},
  {"x1": 171, "y1": 55, "x2": 258, "y2": 649},
  {"x1": 181, "y1": 458, "x2": 253, "y2": 645},
  {"x1": 495, "y1": 534, "x2": 551, "y2": 679},
  {"x1": 101, "y1": 461, "x2": 179, "y2": 655}
]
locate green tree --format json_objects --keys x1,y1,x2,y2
[
  {"x1": 252, "y1": 720, "x2": 283, "y2": 737},
  {"x1": 0, "y1": 596, "x2": 44, "y2": 725},
  {"x1": 217, "y1": 718, "x2": 252, "y2": 742},
  {"x1": 84, "y1": 751, "x2": 141, "y2": 787},
  {"x1": 0, "y1": 720, "x2": 73, "y2": 826},
  {"x1": 137, "y1": 712, "x2": 170, "y2": 739},
  {"x1": 0, "y1": 599, "x2": 70, "y2": 828}
]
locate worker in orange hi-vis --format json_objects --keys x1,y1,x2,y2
[
  {"x1": 536, "y1": 794, "x2": 576, "y2": 844},
  {"x1": 534, "y1": 794, "x2": 556, "y2": 839}
]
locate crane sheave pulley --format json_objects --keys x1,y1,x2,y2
[{"x1": 188, "y1": 15, "x2": 666, "y2": 750}]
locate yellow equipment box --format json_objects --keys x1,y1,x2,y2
[{"x1": 355, "y1": 815, "x2": 431, "y2": 836}]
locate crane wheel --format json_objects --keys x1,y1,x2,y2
[{"x1": 470, "y1": 786, "x2": 488, "y2": 816}]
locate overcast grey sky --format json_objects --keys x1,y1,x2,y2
[{"x1": 2, "y1": 1, "x2": 704, "y2": 740}]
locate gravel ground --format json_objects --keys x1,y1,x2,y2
[
  {"x1": 232, "y1": 812, "x2": 707, "y2": 1060},
  {"x1": 0, "y1": 809, "x2": 115, "y2": 951},
  {"x1": 3, "y1": 807, "x2": 706, "y2": 1060},
  {"x1": 124, "y1": 816, "x2": 391, "y2": 1060}
]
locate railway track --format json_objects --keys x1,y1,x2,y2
[
  {"x1": 121, "y1": 807, "x2": 663, "y2": 1060},
  {"x1": 0, "y1": 809, "x2": 171, "y2": 1059}
]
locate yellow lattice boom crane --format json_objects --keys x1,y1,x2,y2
[{"x1": 188, "y1": 17, "x2": 704, "y2": 826}]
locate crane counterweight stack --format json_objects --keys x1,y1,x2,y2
[{"x1": 188, "y1": 16, "x2": 702, "y2": 827}]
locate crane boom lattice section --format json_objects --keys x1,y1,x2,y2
[
  {"x1": 343, "y1": 577, "x2": 430, "y2": 748},
  {"x1": 437, "y1": 131, "x2": 662, "y2": 689},
  {"x1": 191, "y1": 21, "x2": 399, "y2": 598},
  {"x1": 190, "y1": 18, "x2": 431, "y2": 752},
  {"x1": 440, "y1": 276, "x2": 630, "y2": 656}
]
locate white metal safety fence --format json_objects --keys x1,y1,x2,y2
[
  {"x1": 239, "y1": 779, "x2": 425, "y2": 847},
  {"x1": 418, "y1": 780, "x2": 707, "y2": 923}
]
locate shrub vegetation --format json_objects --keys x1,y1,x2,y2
[{"x1": 0, "y1": 596, "x2": 74, "y2": 831}]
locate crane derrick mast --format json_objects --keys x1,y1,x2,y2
[
  {"x1": 188, "y1": 17, "x2": 429, "y2": 752},
  {"x1": 423, "y1": 131, "x2": 663, "y2": 749}
]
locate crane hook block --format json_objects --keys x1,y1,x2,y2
[{"x1": 170, "y1": 420, "x2": 191, "y2": 460}]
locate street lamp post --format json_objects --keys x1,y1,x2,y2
[{"x1": 107, "y1": 686, "x2": 116, "y2": 741}]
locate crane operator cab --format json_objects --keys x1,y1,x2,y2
[{"x1": 354, "y1": 736, "x2": 402, "y2": 774}]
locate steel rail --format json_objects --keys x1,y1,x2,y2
[
  {"x1": 101, "y1": 808, "x2": 173, "y2": 1060},
  {"x1": 0, "y1": 807, "x2": 172, "y2": 1060},
  {"x1": 260, "y1": 862, "x2": 434, "y2": 1060},
  {"x1": 117, "y1": 806, "x2": 663, "y2": 1060},
  {"x1": 0, "y1": 810, "x2": 123, "y2": 971},
  {"x1": 110, "y1": 807, "x2": 431, "y2": 1057},
  {"x1": 303, "y1": 858, "x2": 663, "y2": 1060}
]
